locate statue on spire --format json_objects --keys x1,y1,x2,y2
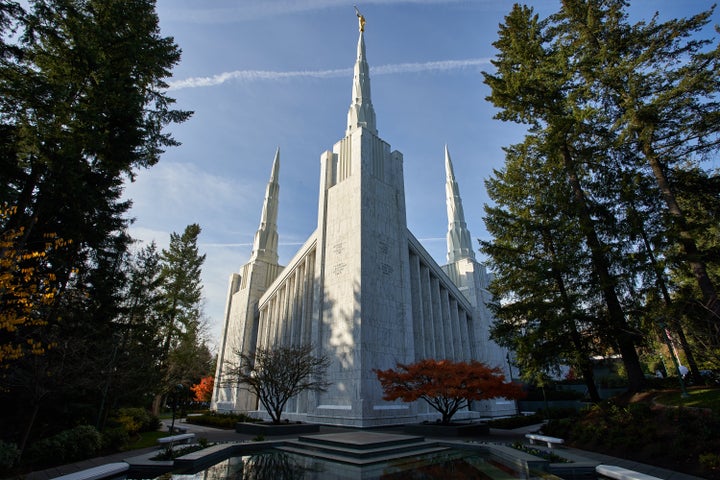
[{"x1": 354, "y1": 6, "x2": 365, "y2": 32}]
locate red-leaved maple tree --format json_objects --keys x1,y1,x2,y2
[
  {"x1": 374, "y1": 359, "x2": 524, "y2": 424},
  {"x1": 190, "y1": 375, "x2": 214, "y2": 402}
]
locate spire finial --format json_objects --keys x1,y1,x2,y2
[{"x1": 354, "y1": 6, "x2": 365, "y2": 32}]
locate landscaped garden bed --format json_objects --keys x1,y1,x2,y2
[{"x1": 541, "y1": 388, "x2": 720, "y2": 479}]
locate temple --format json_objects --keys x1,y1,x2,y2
[{"x1": 211, "y1": 15, "x2": 514, "y2": 427}]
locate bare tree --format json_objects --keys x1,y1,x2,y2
[{"x1": 225, "y1": 344, "x2": 330, "y2": 424}]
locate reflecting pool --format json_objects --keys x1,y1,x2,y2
[{"x1": 141, "y1": 449, "x2": 525, "y2": 480}]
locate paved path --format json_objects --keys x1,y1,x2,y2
[{"x1": 21, "y1": 420, "x2": 705, "y2": 480}]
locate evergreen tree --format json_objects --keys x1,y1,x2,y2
[
  {"x1": 483, "y1": 137, "x2": 602, "y2": 400},
  {"x1": 484, "y1": 3, "x2": 646, "y2": 391},
  {"x1": 0, "y1": 0, "x2": 190, "y2": 451},
  {"x1": 152, "y1": 224, "x2": 208, "y2": 413},
  {"x1": 556, "y1": 0, "x2": 720, "y2": 362}
]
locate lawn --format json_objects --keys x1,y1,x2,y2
[
  {"x1": 124, "y1": 430, "x2": 170, "y2": 450},
  {"x1": 654, "y1": 386, "x2": 720, "y2": 411}
]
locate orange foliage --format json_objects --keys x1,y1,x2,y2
[
  {"x1": 190, "y1": 375, "x2": 214, "y2": 402},
  {"x1": 1, "y1": 205, "x2": 68, "y2": 365},
  {"x1": 374, "y1": 359, "x2": 525, "y2": 424}
]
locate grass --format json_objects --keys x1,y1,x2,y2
[
  {"x1": 124, "y1": 430, "x2": 170, "y2": 450},
  {"x1": 654, "y1": 387, "x2": 720, "y2": 411}
]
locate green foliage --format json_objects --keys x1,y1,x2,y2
[
  {"x1": 25, "y1": 425, "x2": 102, "y2": 466},
  {"x1": 125, "y1": 431, "x2": 168, "y2": 450},
  {"x1": 151, "y1": 442, "x2": 212, "y2": 461},
  {"x1": 655, "y1": 388, "x2": 720, "y2": 411},
  {"x1": 153, "y1": 224, "x2": 212, "y2": 410},
  {"x1": 483, "y1": 0, "x2": 720, "y2": 394},
  {"x1": 108, "y1": 408, "x2": 160, "y2": 435},
  {"x1": 543, "y1": 397, "x2": 720, "y2": 477},
  {"x1": 699, "y1": 453, "x2": 720, "y2": 473},
  {"x1": 510, "y1": 442, "x2": 569, "y2": 463},
  {"x1": 0, "y1": 440, "x2": 19, "y2": 470},
  {"x1": 0, "y1": 0, "x2": 192, "y2": 453},
  {"x1": 100, "y1": 427, "x2": 129, "y2": 451},
  {"x1": 185, "y1": 411, "x2": 260, "y2": 429}
]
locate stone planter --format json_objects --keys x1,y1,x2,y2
[
  {"x1": 403, "y1": 422, "x2": 489, "y2": 437},
  {"x1": 235, "y1": 422, "x2": 320, "y2": 436}
]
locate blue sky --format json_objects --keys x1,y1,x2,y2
[{"x1": 123, "y1": 0, "x2": 719, "y2": 347}]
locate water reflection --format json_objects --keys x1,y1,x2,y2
[{"x1": 183, "y1": 452, "x2": 321, "y2": 480}]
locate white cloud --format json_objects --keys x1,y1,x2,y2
[
  {"x1": 124, "y1": 162, "x2": 258, "y2": 230},
  {"x1": 168, "y1": 67, "x2": 353, "y2": 90},
  {"x1": 168, "y1": 58, "x2": 491, "y2": 90}
]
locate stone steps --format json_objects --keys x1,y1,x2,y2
[{"x1": 274, "y1": 431, "x2": 451, "y2": 466}]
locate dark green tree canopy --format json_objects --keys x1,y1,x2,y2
[{"x1": 482, "y1": 0, "x2": 720, "y2": 390}]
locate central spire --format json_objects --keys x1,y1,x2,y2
[
  {"x1": 250, "y1": 148, "x2": 280, "y2": 263},
  {"x1": 346, "y1": 9, "x2": 377, "y2": 135},
  {"x1": 445, "y1": 145, "x2": 476, "y2": 263}
]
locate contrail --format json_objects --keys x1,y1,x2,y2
[{"x1": 168, "y1": 58, "x2": 490, "y2": 90}]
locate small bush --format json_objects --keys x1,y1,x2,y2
[
  {"x1": 0, "y1": 440, "x2": 19, "y2": 471},
  {"x1": 101, "y1": 427, "x2": 130, "y2": 451},
  {"x1": 185, "y1": 411, "x2": 260, "y2": 429},
  {"x1": 627, "y1": 402, "x2": 653, "y2": 420},
  {"x1": 26, "y1": 425, "x2": 102, "y2": 466},
  {"x1": 150, "y1": 443, "x2": 211, "y2": 461},
  {"x1": 700, "y1": 453, "x2": 720, "y2": 472},
  {"x1": 109, "y1": 408, "x2": 160, "y2": 435}
]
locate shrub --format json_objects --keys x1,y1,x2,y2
[
  {"x1": 700, "y1": 453, "x2": 720, "y2": 472},
  {"x1": 101, "y1": 427, "x2": 130, "y2": 451},
  {"x1": 26, "y1": 425, "x2": 102, "y2": 466},
  {"x1": 627, "y1": 402, "x2": 653, "y2": 420},
  {"x1": 109, "y1": 408, "x2": 160, "y2": 435},
  {"x1": 0, "y1": 440, "x2": 19, "y2": 471},
  {"x1": 185, "y1": 411, "x2": 260, "y2": 429},
  {"x1": 150, "y1": 442, "x2": 211, "y2": 461}
]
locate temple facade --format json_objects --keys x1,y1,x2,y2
[{"x1": 211, "y1": 18, "x2": 514, "y2": 427}]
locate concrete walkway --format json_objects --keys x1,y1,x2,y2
[{"x1": 21, "y1": 420, "x2": 705, "y2": 480}]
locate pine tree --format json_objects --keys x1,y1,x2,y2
[
  {"x1": 0, "y1": 0, "x2": 190, "y2": 450},
  {"x1": 556, "y1": 0, "x2": 720, "y2": 361},
  {"x1": 484, "y1": 3, "x2": 646, "y2": 391},
  {"x1": 152, "y1": 224, "x2": 208, "y2": 414},
  {"x1": 482, "y1": 138, "x2": 602, "y2": 400}
]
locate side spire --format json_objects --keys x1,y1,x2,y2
[
  {"x1": 445, "y1": 145, "x2": 476, "y2": 263},
  {"x1": 346, "y1": 8, "x2": 377, "y2": 135},
  {"x1": 250, "y1": 148, "x2": 280, "y2": 263}
]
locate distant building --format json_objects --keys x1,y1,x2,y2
[{"x1": 211, "y1": 17, "x2": 514, "y2": 427}]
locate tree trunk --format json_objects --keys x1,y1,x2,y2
[
  {"x1": 18, "y1": 400, "x2": 41, "y2": 458},
  {"x1": 561, "y1": 144, "x2": 645, "y2": 392},
  {"x1": 543, "y1": 229, "x2": 602, "y2": 402},
  {"x1": 152, "y1": 393, "x2": 164, "y2": 416},
  {"x1": 580, "y1": 365, "x2": 601, "y2": 402},
  {"x1": 638, "y1": 223, "x2": 702, "y2": 382},
  {"x1": 644, "y1": 145, "x2": 720, "y2": 326}
]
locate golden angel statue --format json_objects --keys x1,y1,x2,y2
[{"x1": 354, "y1": 6, "x2": 366, "y2": 32}]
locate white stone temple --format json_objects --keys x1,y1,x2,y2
[{"x1": 211, "y1": 15, "x2": 514, "y2": 427}]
